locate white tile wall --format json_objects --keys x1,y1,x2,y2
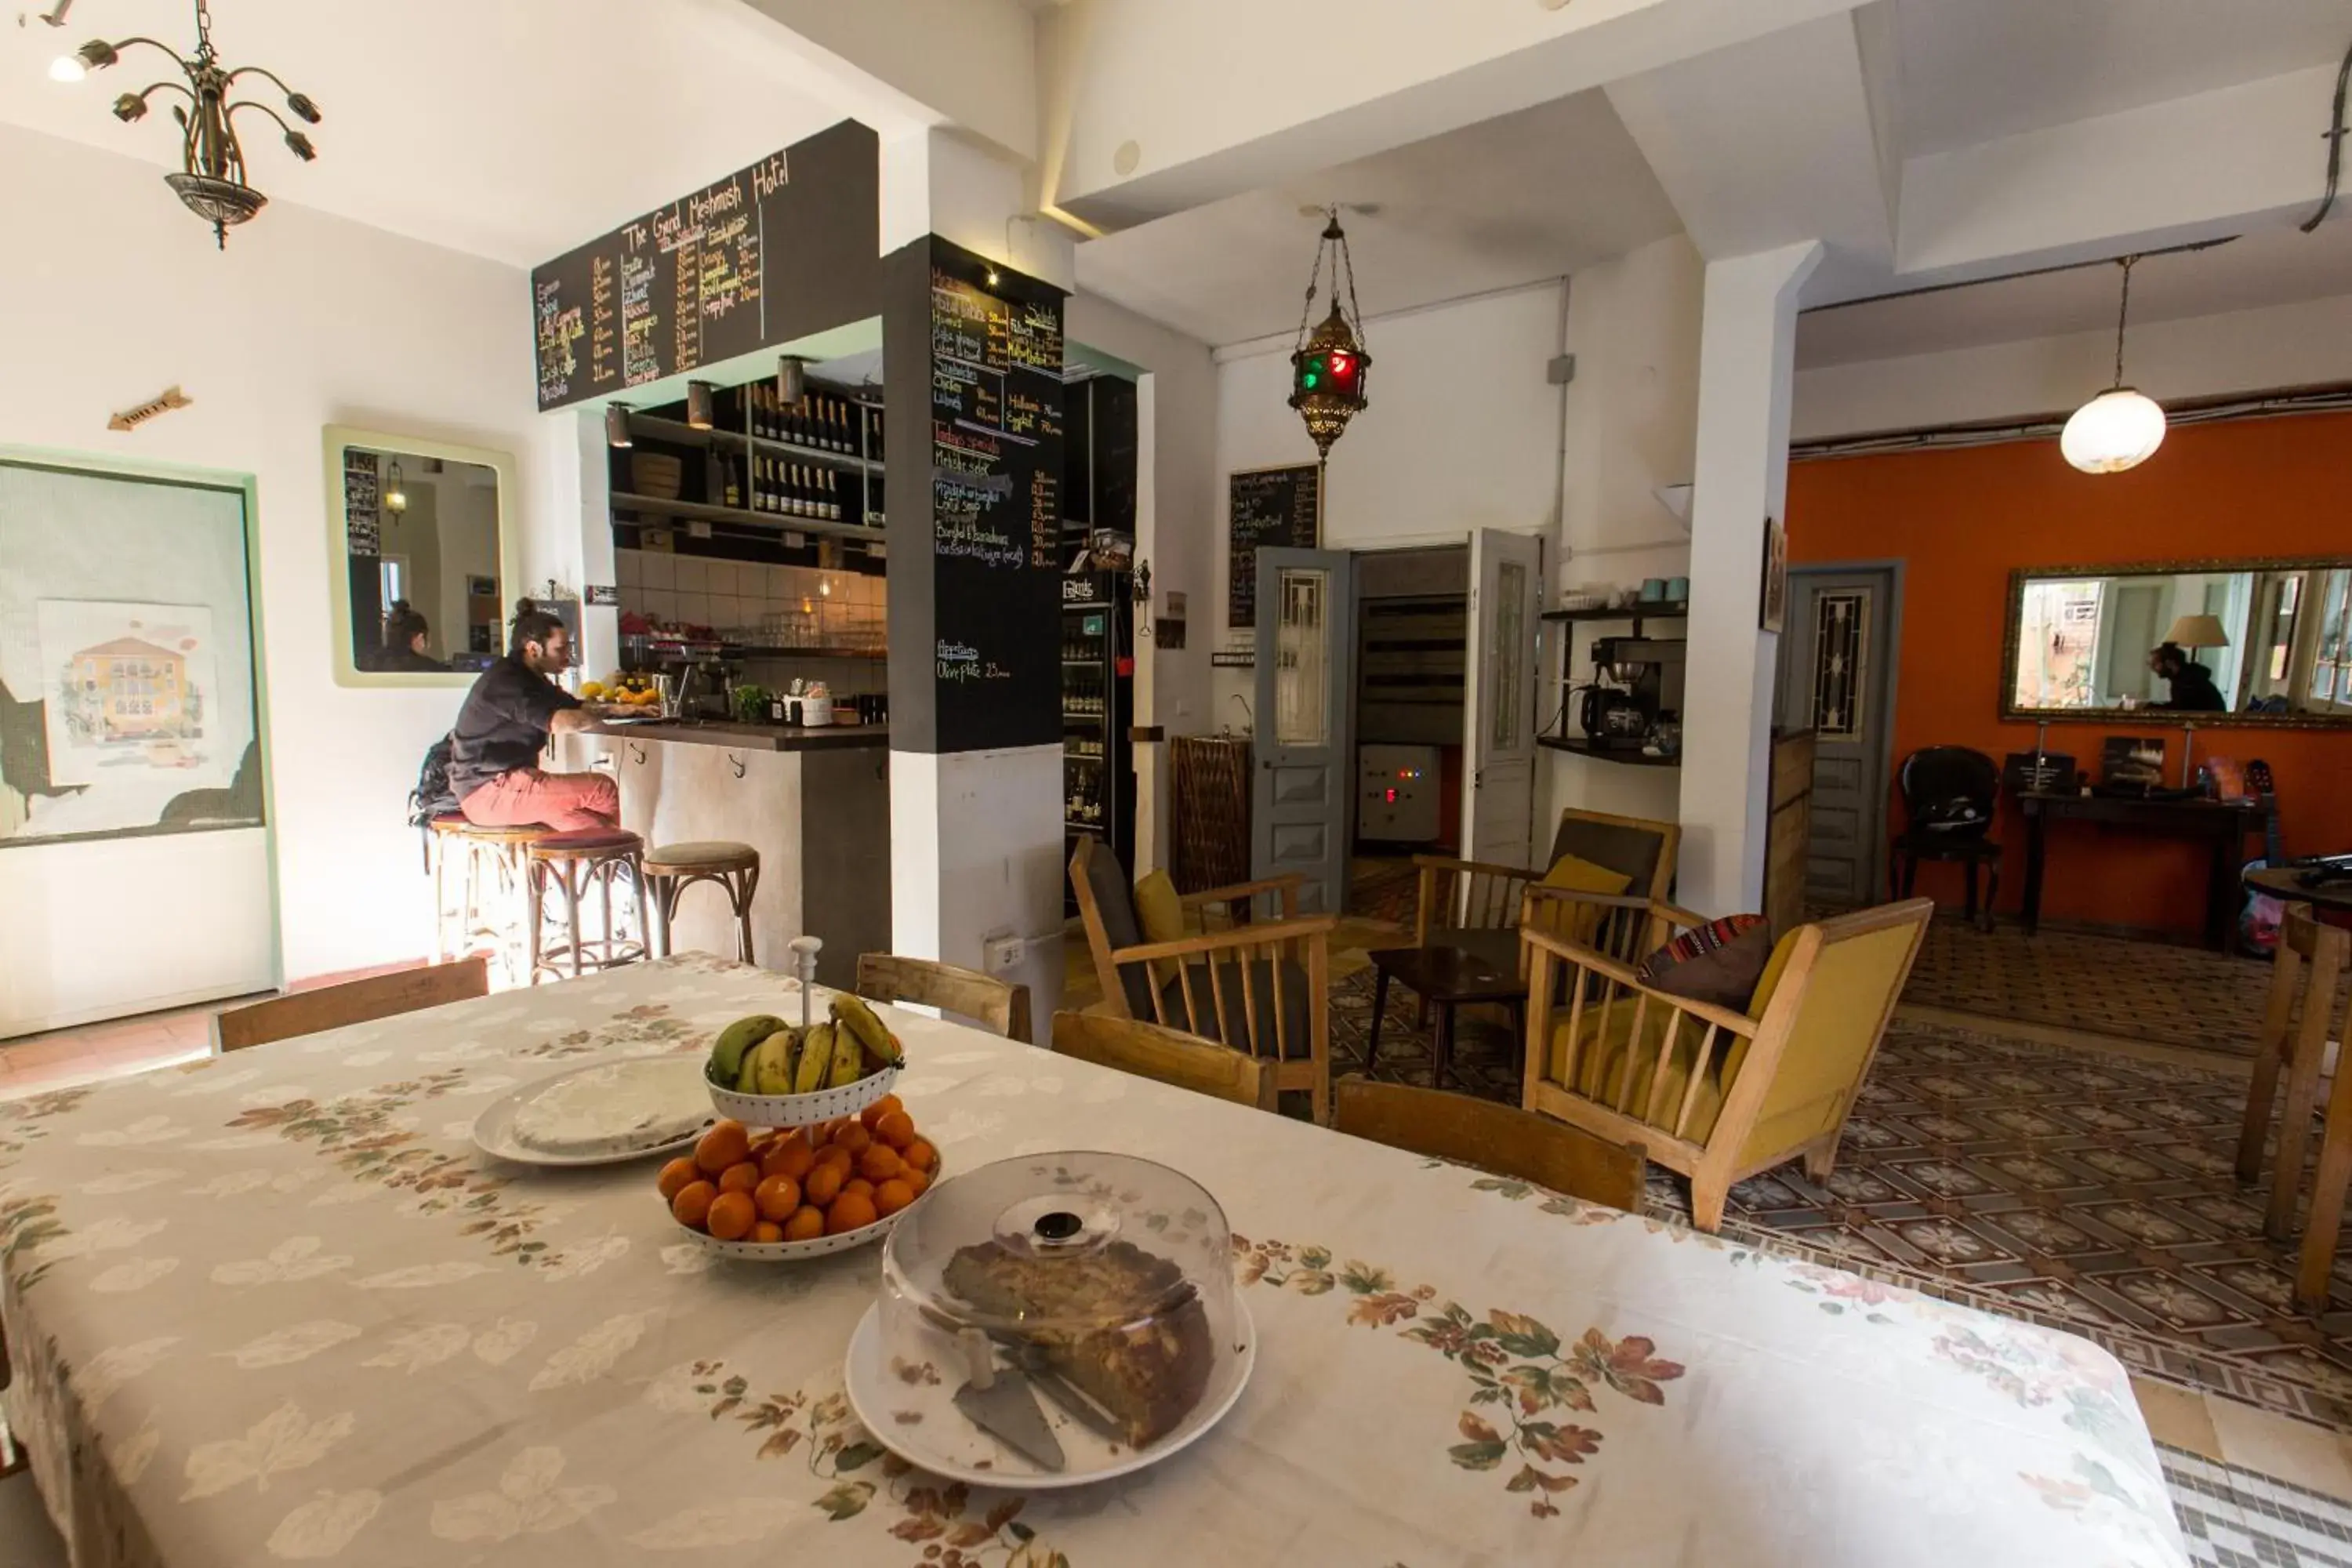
[
  {"x1": 674, "y1": 557, "x2": 708, "y2": 593},
  {"x1": 613, "y1": 549, "x2": 886, "y2": 644},
  {"x1": 615, "y1": 552, "x2": 641, "y2": 588},
  {"x1": 641, "y1": 553, "x2": 675, "y2": 590}
]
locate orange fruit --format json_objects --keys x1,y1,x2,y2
[
  {"x1": 706, "y1": 1190, "x2": 757, "y2": 1242},
  {"x1": 656, "y1": 1157, "x2": 700, "y2": 1200},
  {"x1": 873, "y1": 1178, "x2": 915, "y2": 1218},
  {"x1": 782, "y1": 1206, "x2": 826, "y2": 1242},
  {"x1": 859, "y1": 1094, "x2": 904, "y2": 1131},
  {"x1": 761, "y1": 1134, "x2": 815, "y2": 1182},
  {"x1": 858, "y1": 1144, "x2": 904, "y2": 1183},
  {"x1": 717, "y1": 1161, "x2": 762, "y2": 1196},
  {"x1": 815, "y1": 1144, "x2": 856, "y2": 1174},
  {"x1": 826, "y1": 1191, "x2": 879, "y2": 1234},
  {"x1": 803, "y1": 1162, "x2": 845, "y2": 1207},
  {"x1": 670, "y1": 1180, "x2": 717, "y2": 1229},
  {"x1": 841, "y1": 1177, "x2": 874, "y2": 1201},
  {"x1": 695, "y1": 1121, "x2": 751, "y2": 1176},
  {"x1": 902, "y1": 1138, "x2": 938, "y2": 1174},
  {"x1": 901, "y1": 1167, "x2": 930, "y2": 1198},
  {"x1": 750, "y1": 1221, "x2": 785, "y2": 1244},
  {"x1": 873, "y1": 1110, "x2": 916, "y2": 1150},
  {"x1": 754, "y1": 1174, "x2": 801, "y2": 1222},
  {"x1": 833, "y1": 1123, "x2": 873, "y2": 1158},
  {"x1": 811, "y1": 1119, "x2": 841, "y2": 1146}
]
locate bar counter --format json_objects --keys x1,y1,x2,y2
[{"x1": 558, "y1": 722, "x2": 889, "y2": 985}]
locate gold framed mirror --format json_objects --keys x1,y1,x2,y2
[
  {"x1": 2002, "y1": 557, "x2": 2352, "y2": 728},
  {"x1": 324, "y1": 426, "x2": 519, "y2": 688}
]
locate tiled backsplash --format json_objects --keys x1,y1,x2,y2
[{"x1": 615, "y1": 548, "x2": 886, "y2": 697}]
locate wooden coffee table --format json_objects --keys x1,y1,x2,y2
[{"x1": 1366, "y1": 943, "x2": 1527, "y2": 1091}]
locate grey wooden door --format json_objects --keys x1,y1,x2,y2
[
  {"x1": 1777, "y1": 567, "x2": 1897, "y2": 907},
  {"x1": 1253, "y1": 546, "x2": 1355, "y2": 916}
]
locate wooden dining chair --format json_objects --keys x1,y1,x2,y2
[
  {"x1": 855, "y1": 953, "x2": 1032, "y2": 1043},
  {"x1": 1051, "y1": 1010, "x2": 1277, "y2": 1111},
  {"x1": 1334, "y1": 1076, "x2": 1647, "y2": 1213},
  {"x1": 1411, "y1": 806, "x2": 1680, "y2": 980},
  {"x1": 211, "y1": 957, "x2": 490, "y2": 1053},
  {"x1": 2233, "y1": 903, "x2": 2352, "y2": 1308}
]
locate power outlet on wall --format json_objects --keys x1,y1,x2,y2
[{"x1": 983, "y1": 935, "x2": 1028, "y2": 973}]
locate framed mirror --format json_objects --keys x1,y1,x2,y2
[
  {"x1": 2002, "y1": 558, "x2": 2352, "y2": 728},
  {"x1": 324, "y1": 426, "x2": 519, "y2": 687}
]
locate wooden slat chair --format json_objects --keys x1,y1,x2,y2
[
  {"x1": 2233, "y1": 903, "x2": 2352, "y2": 1308},
  {"x1": 1411, "y1": 807, "x2": 1681, "y2": 979},
  {"x1": 1069, "y1": 835, "x2": 1339, "y2": 1123},
  {"x1": 1521, "y1": 899, "x2": 1932, "y2": 1231},
  {"x1": 855, "y1": 953, "x2": 1032, "y2": 1043},
  {"x1": 1052, "y1": 1010, "x2": 1276, "y2": 1110},
  {"x1": 1333, "y1": 1076, "x2": 1646, "y2": 1213},
  {"x1": 212, "y1": 957, "x2": 491, "y2": 1053}
]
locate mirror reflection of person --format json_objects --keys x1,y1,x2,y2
[
  {"x1": 2147, "y1": 641, "x2": 2225, "y2": 712},
  {"x1": 451, "y1": 601, "x2": 618, "y2": 832},
  {"x1": 376, "y1": 600, "x2": 445, "y2": 673}
]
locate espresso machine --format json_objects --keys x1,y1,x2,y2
[{"x1": 1581, "y1": 636, "x2": 1687, "y2": 750}]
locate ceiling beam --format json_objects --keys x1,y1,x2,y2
[{"x1": 1037, "y1": 0, "x2": 1865, "y2": 231}]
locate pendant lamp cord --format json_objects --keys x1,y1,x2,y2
[
  {"x1": 2112, "y1": 255, "x2": 2136, "y2": 390},
  {"x1": 1290, "y1": 205, "x2": 1370, "y2": 347},
  {"x1": 2303, "y1": 36, "x2": 2351, "y2": 233}
]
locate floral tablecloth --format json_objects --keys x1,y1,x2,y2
[{"x1": 0, "y1": 956, "x2": 2187, "y2": 1566}]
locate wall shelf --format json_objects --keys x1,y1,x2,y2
[
  {"x1": 626, "y1": 413, "x2": 877, "y2": 479},
  {"x1": 1537, "y1": 735, "x2": 1681, "y2": 768},
  {"x1": 612, "y1": 491, "x2": 887, "y2": 545}
]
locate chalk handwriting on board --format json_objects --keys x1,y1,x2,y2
[
  {"x1": 935, "y1": 640, "x2": 1012, "y2": 683},
  {"x1": 1227, "y1": 463, "x2": 1321, "y2": 626}
]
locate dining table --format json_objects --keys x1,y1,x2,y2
[{"x1": 0, "y1": 955, "x2": 2188, "y2": 1566}]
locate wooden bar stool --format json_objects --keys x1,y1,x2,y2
[
  {"x1": 2236, "y1": 902, "x2": 2352, "y2": 1308},
  {"x1": 641, "y1": 841, "x2": 760, "y2": 963},
  {"x1": 433, "y1": 817, "x2": 554, "y2": 987},
  {"x1": 526, "y1": 829, "x2": 652, "y2": 982}
]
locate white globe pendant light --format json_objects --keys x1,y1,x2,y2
[{"x1": 2063, "y1": 255, "x2": 2166, "y2": 474}]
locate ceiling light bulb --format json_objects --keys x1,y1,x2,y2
[
  {"x1": 384, "y1": 462, "x2": 408, "y2": 514},
  {"x1": 50, "y1": 53, "x2": 88, "y2": 82},
  {"x1": 686, "y1": 381, "x2": 715, "y2": 431},
  {"x1": 2061, "y1": 388, "x2": 2167, "y2": 474},
  {"x1": 605, "y1": 404, "x2": 633, "y2": 449}
]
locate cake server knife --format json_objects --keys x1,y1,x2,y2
[{"x1": 952, "y1": 1373, "x2": 1065, "y2": 1472}]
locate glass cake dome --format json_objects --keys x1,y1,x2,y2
[{"x1": 877, "y1": 1150, "x2": 1240, "y2": 1461}]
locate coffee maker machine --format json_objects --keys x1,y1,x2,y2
[{"x1": 1581, "y1": 636, "x2": 1686, "y2": 751}]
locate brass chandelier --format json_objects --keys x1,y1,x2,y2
[
  {"x1": 1287, "y1": 207, "x2": 1371, "y2": 460},
  {"x1": 55, "y1": 0, "x2": 321, "y2": 249}
]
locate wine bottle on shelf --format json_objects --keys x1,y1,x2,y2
[
  {"x1": 749, "y1": 385, "x2": 765, "y2": 439},
  {"x1": 822, "y1": 470, "x2": 841, "y2": 522},
  {"x1": 760, "y1": 385, "x2": 776, "y2": 440},
  {"x1": 721, "y1": 455, "x2": 741, "y2": 511},
  {"x1": 757, "y1": 456, "x2": 775, "y2": 513},
  {"x1": 793, "y1": 465, "x2": 813, "y2": 521},
  {"x1": 824, "y1": 397, "x2": 844, "y2": 452}
]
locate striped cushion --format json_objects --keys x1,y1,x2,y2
[{"x1": 1636, "y1": 915, "x2": 1767, "y2": 982}]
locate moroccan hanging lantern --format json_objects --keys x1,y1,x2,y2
[{"x1": 1288, "y1": 208, "x2": 1370, "y2": 459}]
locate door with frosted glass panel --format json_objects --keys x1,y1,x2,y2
[
  {"x1": 1252, "y1": 548, "x2": 1354, "y2": 916},
  {"x1": 1461, "y1": 528, "x2": 1541, "y2": 869}
]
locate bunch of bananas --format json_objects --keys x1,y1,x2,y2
[{"x1": 708, "y1": 994, "x2": 904, "y2": 1096}]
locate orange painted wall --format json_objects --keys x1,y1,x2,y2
[{"x1": 1784, "y1": 411, "x2": 2352, "y2": 935}]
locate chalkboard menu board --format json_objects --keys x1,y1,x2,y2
[
  {"x1": 882, "y1": 237, "x2": 1066, "y2": 755},
  {"x1": 529, "y1": 120, "x2": 879, "y2": 412},
  {"x1": 1227, "y1": 463, "x2": 1320, "y2": 626},
  {"x1": 342, "y1": 449, "x2": 379, "y2": 556}
]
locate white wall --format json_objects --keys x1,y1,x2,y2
[
  {"x1": 1210, "y1": 282, "x2": 1571, "y2": 731},
  {"x1": 0, "y1": 125, "x2": 554, "y2": 995},
  {"x1": 1793, "y1": 290, "x2": 2352, "y2": 441},
  {"x1": 1550, "y1": 234, "x2": 1704, "y2": 829},
  {"x1": 1065, "y1": 291, "x2": 1217, "y2": 874}
]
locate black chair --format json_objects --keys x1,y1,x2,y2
[{"x1": 1890, "y1": 746, "x2": 2002, "y2": 931}]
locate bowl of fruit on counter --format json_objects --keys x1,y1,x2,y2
[
  {"x1": 704, "y1": 993, "x2": 904, "y2": 1127},
  {"x1": 659, "y1": 1097, "x2": 941, "y2": 1260}
]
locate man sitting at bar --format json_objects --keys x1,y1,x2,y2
[{"x1": 452, "y1": 601, "x2": 618, "y2": 832}]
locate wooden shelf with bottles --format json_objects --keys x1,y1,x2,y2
[
  {"x1": 626, "y1": 413, "x2": 878, "y2": 480},
  {"x1": 610, "y1": 492, "x2": 885, "y2": 545}
]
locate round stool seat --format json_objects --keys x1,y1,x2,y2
[
  {"x1": 644, "y1": 840, "x2": 758, "y2": 873},
  {"x1": 528, "y1": 829, "x2": 644, "y2": 859},
  {"x1": 452, "y1": 821, "x2": 560, "y2": 846}
]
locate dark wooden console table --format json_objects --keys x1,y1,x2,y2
[{"x1": 2018, "y1": 792, "x2": 2269, "y2": 950}]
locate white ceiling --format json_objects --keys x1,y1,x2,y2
[
  {"x1": 1072, "y1": 89, "x2": 1683, "y2": 347},
  {"x1": 1797, "y1": 219, "x2": 2352, "y2": 367},
  {"x1": 0, "y1": 0, "x2": 903, "y2": 266},
  {"x1": 1893, "y1": 0, "x2": 2352, "y2": 158}
]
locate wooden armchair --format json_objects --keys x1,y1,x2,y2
[
  {"x1": 1410, "y1": 808, "x2": 1681, "y2": 976},
  {"x1": 1069, "y1": 835, "x2": 1339, "y2": 1122},
  {"x1": 1519, "y1": 898, "x2": 1932, "y2": 1231}
]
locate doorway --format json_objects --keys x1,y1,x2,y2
[{"x1": 1776, "y1": 564, "x2": 1900, "y2": 908}]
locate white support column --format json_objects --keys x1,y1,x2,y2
[
  {"x1": 883, "y1": 129, "x2": 1073, "y2": 1042},
  {"x1": 1676, "y1": 241, "x2": 1822, "y2": 916}
]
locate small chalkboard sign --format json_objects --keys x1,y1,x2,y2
[{"x1": 1228, "y1": 463, "x2": 1320, "y2": 626}]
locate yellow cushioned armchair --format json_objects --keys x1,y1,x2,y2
[
  {"x1": 1519, "y1": 898, "x2": 1932, "y2": 1231},
  {"x1": 1410, "y1": 807, "x2": 1681, "y2": 977}
]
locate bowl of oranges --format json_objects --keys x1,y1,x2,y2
[{"x1": 659, "y1": 1095, "x2": 940, "y2": 1261}]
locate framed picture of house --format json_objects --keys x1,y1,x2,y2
[{"x1": 0, "y1": 459, "x2": 263, "y2": 848}]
